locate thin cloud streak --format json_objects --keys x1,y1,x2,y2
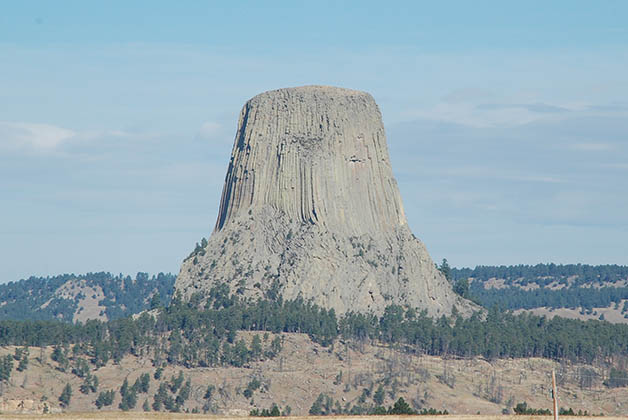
[
  {"x1": 0, "y1": 121, "x2": 75, "y2": 151},
  {"x1": 404, "y1": 99, "x2": 628, "y2": 129},
  {"x1": 570, "y1": 142, "x2": 614, "y2": 151},
  {"x1": 197, "y1": 121, "x2": 222, "y2": 140},
  {"x1": 1, "y1": 29, "x2": 628, "y2": 279}
]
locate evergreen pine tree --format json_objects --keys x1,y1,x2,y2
[{"x1": 59, "y1": 383, "x2": 72, "y2": 408}]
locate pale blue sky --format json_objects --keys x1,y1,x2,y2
[{"x1": 1, "y1": 1, "x2": 627, "y2": 282}]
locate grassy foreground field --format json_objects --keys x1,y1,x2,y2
[
  {"x1": 3, "y1": 333, "x2": 628, "y2": 416},
  {"x1": 0, "y1": 415, "x2": 627, "y2": 420}
]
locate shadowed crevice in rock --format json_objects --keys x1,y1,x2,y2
[{"x1": 176, "y1": 85, "x2": 476, "y2": 316}]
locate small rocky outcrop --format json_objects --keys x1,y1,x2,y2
[{"x1": 175, "y1": 86, "x2": 475, "y2": 316}]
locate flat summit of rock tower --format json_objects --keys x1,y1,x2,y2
[{"x1": 175, "y1": 85, "x2": 475, "y2": 316}]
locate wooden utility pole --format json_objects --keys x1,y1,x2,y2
[{"x1": 552, "y1": 369, "x2": 559, "y2": 420}]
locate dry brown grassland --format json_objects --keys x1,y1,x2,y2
[
  {"x1": 0, "y1": 415, "x2": 627, "y2": 420},
  {"x1": 1, "y1": 332, "x2": 628, "y2": 417}
]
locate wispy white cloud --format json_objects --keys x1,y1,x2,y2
[
  {"x1": 477, "y1": 102, "x2": 570, "y2": 113},
  {"x1": 405, "y1": 100, "x2": 577, "y2": 128},
  {"x1": 447, "y1": 167, "x2": 566, "y2": 184},
  {"x1": 570, "y1": 142, "x2": 614, "y2": 152},
  {"x1": 602, "y1": 163, "x2": 628, "y2": 170},
  {"x1": 0, "y1": 122, "x2": 166, "y2": 157},
  {"x1": 404, "y1": 86, "x2": 627, "y2": 128},
  {"x1": 196, "y1": 121, "x2": 222, "y2": 140},
  {"x1": 441, "y1": 88, "x2": 496, "y2": 104},
  {"x1": 587, "y1": 103, "x2": 628, "y2": 112},
  {"x1": 408, "y1": 102, "x2": 529, "y2": 127},
  {"x1": 506, "y1": 175, "x2": 567, "y2": 184},
  {"x1": 0, "y1": 121, "x2": 76, "y2": 151}
]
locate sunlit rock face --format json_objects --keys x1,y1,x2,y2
[{"x1": 175, "y1": 86, "x2": 474, "y2": 316}]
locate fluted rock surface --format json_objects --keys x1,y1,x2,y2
[{"x1": 175, "y1": 86, "x2": 474, "y2": 316}]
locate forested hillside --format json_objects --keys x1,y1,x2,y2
[
  {"x1": 2, "y1": 285, "x2": 628, "y2": 367},
  {"x1": 447, "y1": 263, "x2": 628, "y2": 316},
  {"x1": 3, "y1": 264, "x2": 628, "y2": 324},
  {"x1": 0, "y1": 272, "x2": 175, "y2": 322},
  {"x1": 2, "y1": 275, "x2": 628, "y2": 414},
  {"x1": 451, "y1": 263, "x2": 628, "y2": 285}
]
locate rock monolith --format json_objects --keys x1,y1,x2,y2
[{"x1": 175, "y1": 86, "x2": 474, "y2": 316}]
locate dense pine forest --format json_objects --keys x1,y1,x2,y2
[
  {"x1": 450, "y1": 263, "x2": 628, "y2": 285},
  {"x1": 3, "y1": 264, "x2": 626, "y2": 324},
  {"x1": 469, "y1": 284, "x2": 628, "y2": 312},
  {"x1": 447, "y1": 263, "x2": 628, "y2": 313},
  {"x1": 1, "y1": 263, "x2": 627, "y2": 384},
  {"x1": 2, "y1": 283, "x2": 628, "y2": 371}
]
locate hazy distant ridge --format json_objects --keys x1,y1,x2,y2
[
  {"x1": 0, "y1": 272, "x2": 174, "y2": 322},
  {"x1": 450, "y1": 263, "x2": 628, "y2": 319}
]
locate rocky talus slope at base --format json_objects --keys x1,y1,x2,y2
[{"x1": 175, "y1": 86, "x2": 475, "y2": 316}]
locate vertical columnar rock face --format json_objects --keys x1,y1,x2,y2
[
  {"x1": 175, "y1": 86, "x2": 475, "y2": 316},
  {"x1": 215, "y1": 86, "x2": 405, "y2": 235}
]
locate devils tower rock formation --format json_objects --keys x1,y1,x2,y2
[{"x1": 175, "y1": 86, "x2": 474, "y2": 316}]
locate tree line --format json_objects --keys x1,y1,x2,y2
[
  {"x1": 2, "y1": 283, "x2": 628, "y2": 368},
  {"x1": 3, "y1": 264, "x2": 627, "y2": 323},
  {"x1": 469, "y1": 282, "x2": 628, "y2": 312},
  {"x1": 0, "y1": 272, "x2": 174, "y2": 321},
  {"x1": 450, "y1": 263, "x2": 628, "y2": 286},
  {"x1": 443, "y1": 262, "x2": 628, "y2": 311}
]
